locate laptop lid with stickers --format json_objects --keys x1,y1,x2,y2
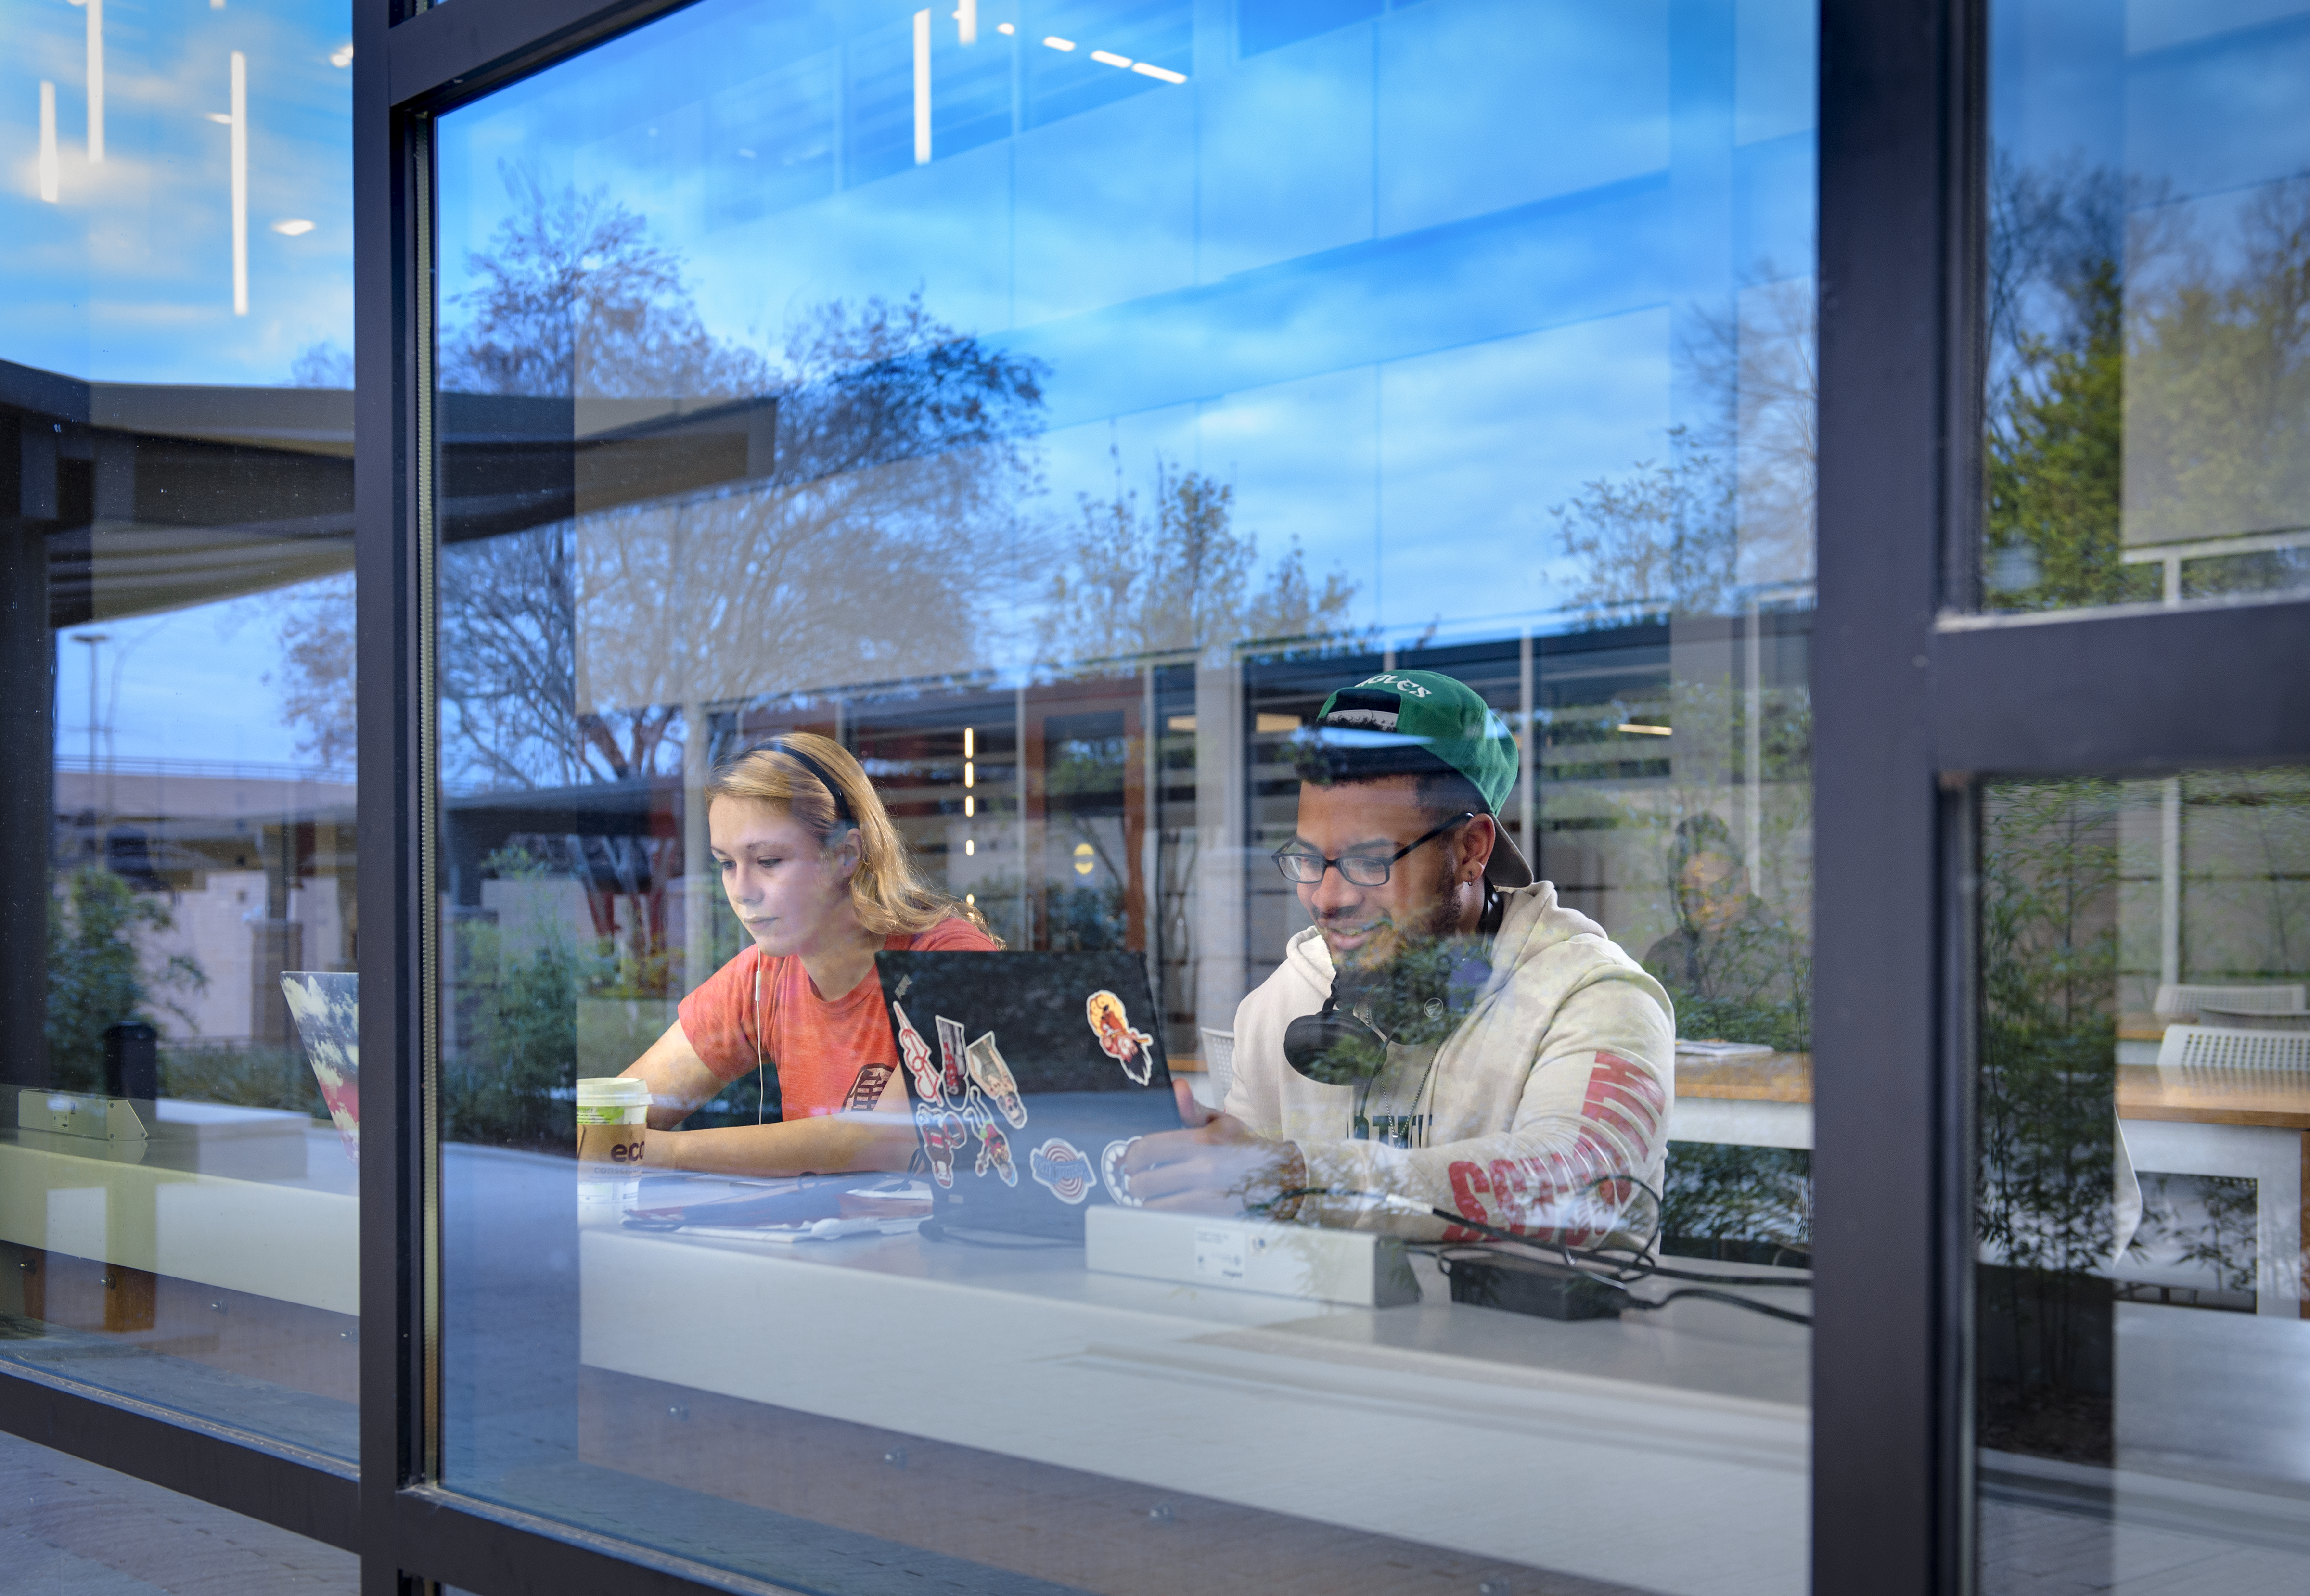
[{"x1": 876, "y1": 950, "x2": 1182, "y2": 1240}]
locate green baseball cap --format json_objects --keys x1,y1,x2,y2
[{"x1": 1308, "y1": 669, "x2": 1533, "y2": 887}]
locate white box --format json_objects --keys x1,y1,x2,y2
[{"x1": 1086, "y1": 1206, "x2": 1421, "y2": 1308}]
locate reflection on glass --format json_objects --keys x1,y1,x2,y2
[
  {"x1": 435, "y1": 2, "x2": 1818, "y2": 1591},
  {"x1": 1977, "y1": 769, "x2": 2310, "y2": 1591},
  {"x1": 0, "y1": 1428, "x2": 357, "y2": 1593},
  {"x1": 0, "y1": 0, "x2": 356, "y2": 1458},
  {"x1": 1984, "y1": 2, "x2": 2310, "y2": 612}
]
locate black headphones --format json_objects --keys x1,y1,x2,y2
[{"x1": 1283, "y1": 988, "x2": 1392, "y2": 1086}]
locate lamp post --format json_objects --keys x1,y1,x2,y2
[{"x1": 71, "y1": 632, "x2": 108, "y2": 822}]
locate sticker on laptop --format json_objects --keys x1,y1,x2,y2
[
  {"x1": 1099, "y1": 1137, "x2": 1144, "y2": 1208},
  {"x1": 975, "y1": 1122, "x2": 1018, "y2": 1187},
  {"x1": 1028, "y1": 1137, "x2": 1092, "y2": 1204},
  {"x1": 965, "y1": 1032, "x2": 1029, "y2": 1127},
  {"x1": 958, "y1": 1078, "x2": 993, "y2": 1135},
  {"x1": 892, "y1": 1003, "x2": 942, "y2": 1103},
  {"x1": 1086, "y1": 990, "x2": 1156, "y2": 1085},
  {"x1": 916, "y1": 1102, "x2": 965, "y2": 1189},
  {"x1": 935, "y1": 1015, "x2": 970, "y2": 1106},
  {"x1": 844, "y1": 1063, "x2": 895, "y2": 1113}
]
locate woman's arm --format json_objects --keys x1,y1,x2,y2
[
  {"x1": 622, "y1": 1024, "x2": 920, "y2": 1176},
  {"x1": 651, "y1": 1113, "x2": 921, "y2": 1178},
  {"x1": 621, "y1": 1020, "x2": 729, "y2": 1130}
]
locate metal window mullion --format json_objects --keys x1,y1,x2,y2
[
  {"x1": 1932, "y1": 597, "x2": 2310, "y2": 776},
  {"x1": 355, "y1": 0, "x2": 434, "y2": 1584},
  {"x1": 387, "y1": 0, "x2": 701, "y2": 111},
  {"x1": 1814, "y1": 0, "x2": 1981, "y2": 1591}
]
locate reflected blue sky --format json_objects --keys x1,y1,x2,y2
[
  {"x1": 0, "y1": 0, "x2": 352, "y2": 385},
  {"x1": 440, "y1": 0, "x2": 1820, "y2": 655}
]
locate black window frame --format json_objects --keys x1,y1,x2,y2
[{"x1": 1, "y1": 0, "x2": 2303, "y2": 1591}]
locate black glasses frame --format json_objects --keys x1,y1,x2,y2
[{"x1": 1272, "y1": 811, "x2": 1477, "y2": 887}]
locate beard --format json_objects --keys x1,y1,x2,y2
[{"x1": 1320, "y1": 886, "x2": 1466, "y2": 977}]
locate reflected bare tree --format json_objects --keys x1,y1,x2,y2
[{"x1": 1034, "y1": 448, "x2": 1365, "y2": 672}]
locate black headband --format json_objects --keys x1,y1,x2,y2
[{"x1": 765, "y1": 738, "x2": 856, "y2": 827}]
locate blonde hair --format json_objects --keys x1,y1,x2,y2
[{"x1": 706, "y1": 731, "x2": 997, "y2": 943}]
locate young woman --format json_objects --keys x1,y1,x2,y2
[{"x1": 621, "y1": 732, "x2": 999, "y2": 1175}]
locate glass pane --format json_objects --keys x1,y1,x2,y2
[
  {"x1": 1984, "y1": 3, "x2": 2310, "y2": 611},
  {"x1": 1976, "y1": 770, "x2": 2310, "y2": 1591},
  {"x1": 0, "y1": 0, "x2": 358, "y2": 1461},
  {"x1": 0, "y1": 1429, "x2": 356, "y2": 1593},
  {"x1": 434, "y1": 2, "x2": 1819, "y2": 1591}
]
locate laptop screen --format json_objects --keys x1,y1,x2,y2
[{"x1": 876, "y1": 950, "x2": 1183, "y2": 1238}]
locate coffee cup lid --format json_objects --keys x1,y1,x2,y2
[{"x1": 575, "y1": 1077, "x2": 652, "y2": 1107}]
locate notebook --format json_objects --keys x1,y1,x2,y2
[{"x1": 877, "y1": 949, "x2": 1183, "y2": 1240}]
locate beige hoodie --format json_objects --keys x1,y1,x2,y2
[{"x1": 1223, "y1": 881, "x2": 1677, "y2": 1241}]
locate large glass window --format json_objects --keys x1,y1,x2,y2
[
  {"x1": 1974, "y1": 768, "x2": 2310, "y2": 1592},
  {"x1": 1984, "y1": 1, "x2": 2310, "y2": 612},
  {"x1": 0, "y1": 0, "x2": 357, "y2": 1461},
  {"x1": 432, "y1": 1, "x2": 1818, "y2": 1590}
]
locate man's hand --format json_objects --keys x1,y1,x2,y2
[{"x1": 1121, "y1": 1082, "x2": 1305, "y2": 1215}]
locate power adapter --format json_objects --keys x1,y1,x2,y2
[{"x1": 1440, "y1": 1250, "x2": 1624, "y2": 1321}]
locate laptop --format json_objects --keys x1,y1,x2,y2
[
  {"x1": 281, "y1": 971, "x2": 361, "y2": 1162},
  {"x1": 877, "y1": 950, "x2": 1183, "y2": 1240}
]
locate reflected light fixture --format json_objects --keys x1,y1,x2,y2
[
  {"x1": 1090, "y1": 50, "x2": 1130, "y2": 68},
  {"x1": 963, "y1": 761, "x2": 975, "y2": 788},
  {"x1": 954, "y1": 0, "x2": 975, "y2": 45},
  {"x1": 207, "y1": 112, "x2": 232, "y2": 123},
  {"x1": 997, "y1": 22, "x2": 1014, "y2": 34},
  {"x1": 272, "y1": 218, "x2": 314, "y2": 236},
  {"x1": 84, "y1": 0, "x2": 103, "y2": 163},
  {"x1": 912, "y1": 8, "x2": 931, "y2": 165},
  {"x1": 329, "y1": 43, "x2": 352, "y2": 67},
  {"x1": 965, "y1": 839, "x2": 975, "y2": 856},
  {"x1": 1131, "y1": 62, "x2": 1187, "y2": 83},
  {"x1": 965, "y1": 892, "x2": 975, "y2": 907},
  {"x1": 1043, "y1": 35, "x2": 1075, "y2": 50},
  {"x1": 964, "y1": 795, "x2": 975, "y2": 817},
  {"x1": 1617, "y1": 722, "x2": 1672, "y2": 736},
  {"x1": 38, "y1": 82, "x2": 59, "y2": 203},
  {"x1": 229, "y1": 51, "x2": 247, "y2": 316}
]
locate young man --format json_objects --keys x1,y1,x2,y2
[{"x1": 1122, "y1": 670, "x2": 1675, "y2": 1242}]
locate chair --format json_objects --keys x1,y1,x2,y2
[
  {"x1": 1199, "y1": 1027, "x2": 1236, "y2": 1111},
  {"x1": 2155, "y1": 1024, "x2": 2310, "y2": 1089},
  {"x1": 2153, "y1": 983, "x2": 2307, "y2": 1023}
]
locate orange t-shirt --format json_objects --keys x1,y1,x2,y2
[{"x1": 676, "y1": 918, "x2": 999, "y2": 1118}]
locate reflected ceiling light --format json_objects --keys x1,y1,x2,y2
[
  {"x1": 1167, "y1": 714, "x2": 1196, "y2": 733},
  {"x1": 272, "y1": 218, "x2": 314, "y2": 235},
  {"x1": 964, "y1": 761, "x2": 975, "y2": 788},
  {"x1": 1090, "y1": 49, "x2": 1130, "y2": 67},
  {"x1": 964, "y1": 795, "x2": 975, "y2": 817},
  {"x1": 329, "y1": 44, "x2": 352, "y2": 67},
  {"x1": 1617, "y1": 722, "x2": 1672, "y2": 736},
  {"x1": 953, "y1": 0, "x2": 975, "y2": 45},
  {"x1": 1255, "y1": 713, "x2": 1301, "y2": 734},
  {"x1": 207, "y1": 112, "x2": 232, "y2": 123},
  {"x1": 84, "y1": 0, "x2": 103, "y2": 163},
  {"x1": 965, "y1": 838, "x2": 975, "y2": 856},
  {"x1": 1131, "y1": 62, "x2": 1187, "y2": 83},
  {"x1": 912, "y1": 8, "x2": 931, "y2": 165},
  {"x1": 997, "y1": 21, "x2": 1014, "y2": 34},
  {"x1": 38, "y1": 81, "x2": 59, "y2": 203},
  {"x1": 1043, "y1": 35, "x2": 1075, "y2": 50},
  {"x1": 230, "y1": 51, "x2": 247, "y2": 316},
  {"x1": 964, "y1": 728, "x2": 975, "y2": 757}
]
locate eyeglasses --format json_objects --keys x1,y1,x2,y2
[{"x1": 1272, "y1": 812, "x2": 1476, "y2": 887}]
